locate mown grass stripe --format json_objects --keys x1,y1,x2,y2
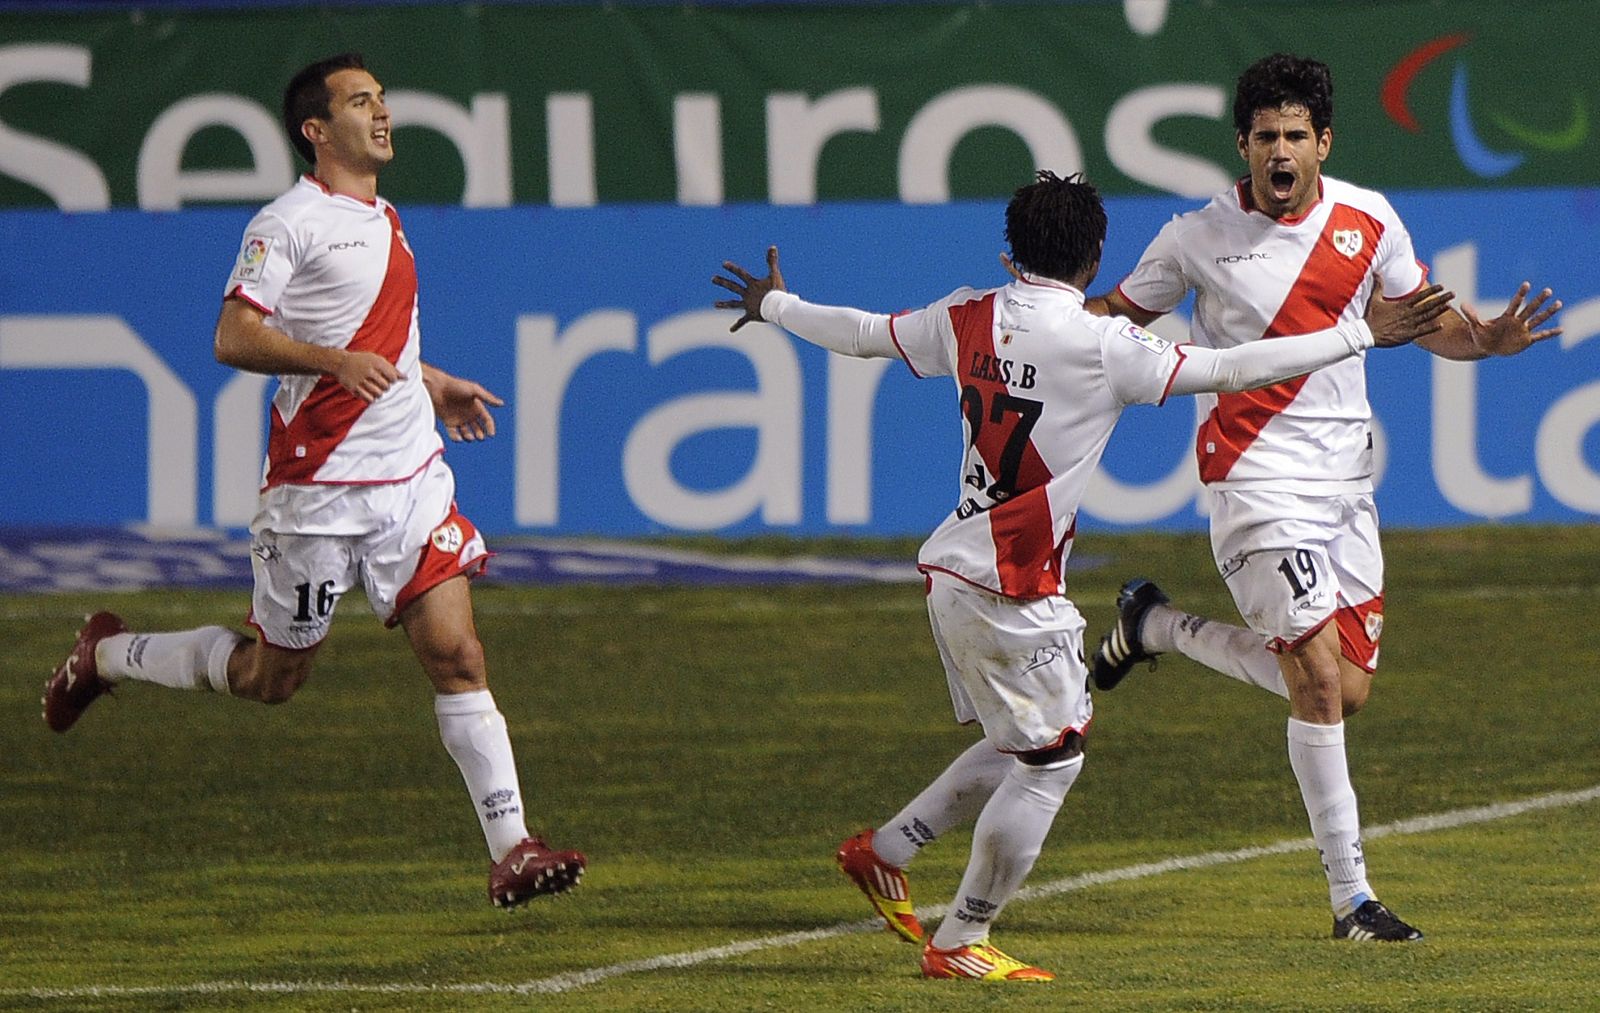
[{"x1": 9, "y1": 783, "x2": 1597, "y2": 1001}]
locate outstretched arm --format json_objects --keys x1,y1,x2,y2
[
  {"x1": 421, "y1": 362, "x2": 504, "y2": 442},
  {"x1": 1414, "y1": 282, "x2": 1562, "y2": 360},
  {"x1": 1167, "y1": 325, "x2": 1373, "y2": 397},
  {"x1": 1167, "y1": 284, "x2": 1454, "y2": 396},
  {"x1": 713, "y1": 245, "x2": 899, "y2": 359}
]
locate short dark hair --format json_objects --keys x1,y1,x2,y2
[
  {"x1": 282, "y1": 52, "x2": 368, "y2": 166},
  {"x1": 1003, "y1": 170, "x2": 1107, "y2": 283},
  {"x1": 1233, "y1": 53, "x2": 1333, "y2": 137}
]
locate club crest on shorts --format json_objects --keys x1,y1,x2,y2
[
  {"x1": 1365, "y1": 611, "x2": 1384, "y2": 642},
  {"x1": 431, "y1": 521, "x2": 464, "y2": 554},
  {"x1": 1332, "y1": 229, "x2": 1364, "y2": 259}
]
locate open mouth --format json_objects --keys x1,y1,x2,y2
[{"x1": 1269, "y1": 170, "x2": 1296, "y2": 197}]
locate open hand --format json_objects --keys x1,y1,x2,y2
[
  {"x1": 1365, "y1": 282, "x2": 1455, "y2": 348},
  {"x1": 1463, "y1": 282, "x2": 1563, "y2": 356},
  {"x1": 713, "y1": 246, "x2": 785, "y2": 331},
  {"x1": 433, "y1": 375, "x2": 503, "y2": 441}
]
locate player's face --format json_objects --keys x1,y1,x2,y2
[
  {"x1": 1237, "y1": 104, "x2": 1330, "y2": 219},
  {"x1": 311, "y1": 68, "x2": 394, "y2": 174}
]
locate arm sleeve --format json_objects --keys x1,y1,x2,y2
[
  {"x1": 762, "y1": 287, "x2": 961, "y2": 378},
  {"x1": 223, "y1": 210, "x2": 297, "y2": 314},
  {"x1": 1165, "y1": 320, "x2": 1375, "y2": 397},
  {"x1": 761, "y1": 290, "x2": 898, "y2": 359}
]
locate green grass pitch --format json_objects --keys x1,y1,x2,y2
[{"x1": 2, "y1": 527, "x2": 1598, "y2": 1010}]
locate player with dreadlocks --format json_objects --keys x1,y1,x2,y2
[{"x1": 714, "y1": 170, "x2": 1452, "y2": 980}]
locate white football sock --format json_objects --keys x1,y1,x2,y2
[
  {"x1": 1142, "y1": 604, "x2": 1289, "y2": 699},
  {"x1": 1287, "y1": 717, "x2": 1373, "y2": 915},
  {"x1": 436, "y1": 690, "x2": 530, "y2": 862},
  {"x1": 96, "y1": 628, "x2": 244, "y2": 694},
  {"x1": 873, "y1": 738, "x2": 1013, "y2": 869},
  {"x1": 931, "y1": 754, "x2": 1083, "y2": 949}
]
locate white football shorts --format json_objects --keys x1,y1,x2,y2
[
  {"x1": 248, "y1": 455, "x2": 487, "y2": 649},
  {"x1": 925, "y1": 572, "x2": 1093, "y2": 754},
  {"x1": 1209, "y1": 488, "x2": 1386, "y2": 668}
]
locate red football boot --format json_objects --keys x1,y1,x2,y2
[
  {"x1": 836, "y1": 828, "x2": 925, "y2": 943},
  {"x1": 920, "y1": 938, "x2": 1055, "y2": 981},
  {"x1": 42, "y1": 611, "x2": 127, "y2": 733},
  {"x1": 488, "y1": 836, "x2": 587, "y2": 908}
]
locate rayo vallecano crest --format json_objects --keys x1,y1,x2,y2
[
  {"x1": 431, "y1": 521, "x2": 464, "y2": 554},
  {"x1": 1365, "y1": 611, "x2": 1384, "y2": 641},
  {"x1": 1332, "y1": 228, "x2": 1364, "y2": 258}
]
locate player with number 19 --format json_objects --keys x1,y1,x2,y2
[
  {"x1": 713, "y1": 171, "x2": 1451, "y2": 981},
  {"x1": 1085, "y1": 53, "x2": 1562, "y2": 943}
]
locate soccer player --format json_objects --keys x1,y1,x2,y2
[
  {"x1": 1086, "y1": 53, "x2": 1561, "y2": 941},
  {"x1": 713, "y1": 171, "x2": 1451, "y2": 980},
  {"x1": 42, "y1": 53, "x2": 585, "y2": 908}
]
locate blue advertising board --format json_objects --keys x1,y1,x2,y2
[{"x1": 2, "y1": 189, "x2": 1597, "y2": 535}]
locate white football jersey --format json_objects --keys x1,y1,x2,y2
[
  {"x1": 891, "y1": 277, "x2": 1186, "y2": 599},
  {"x1": 225, "y1": 174, "x2": 441, "y2": 490},
  {"x1": 1118, "y1": 176, "x2": 1428, "y2": 490}
]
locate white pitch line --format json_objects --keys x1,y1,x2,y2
[{"x1": 9, "y1": 783, "x2": 1599, "y2": 1002}]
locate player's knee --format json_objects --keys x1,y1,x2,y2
[
  {"x1": 254, "y1": 664, "x2": 312, "y2": 704},
  {"x1": 416, "y1": 635, "x2": 486, "y2": 689},
  {"x1": 1286, "y1": 644, "x2": 1343, "y2": 695},
  {"x1": 1017, "y1": 730, "x2": 1084, "y2": 766},
  {"x1": 239, "y1": 650, "x2": 314, "y2": 704},
  {"x1": 253, "y1": 679, "x2": 301, "y2": 705}
]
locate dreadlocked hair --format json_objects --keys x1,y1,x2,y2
[{"x1": 1004, "y1": 170, "x2": 1107, "y2": 283}]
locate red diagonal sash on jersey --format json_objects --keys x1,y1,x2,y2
[
  {"x1": 949, "y1": 293, "x2": 1062, "y2": 598},
  {"x1": 266, "y1": 206, "x2": 418, "y2": 486},
  {"x1": 1195, "y1": 204, "x2": 1383, "y2": 483}
]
